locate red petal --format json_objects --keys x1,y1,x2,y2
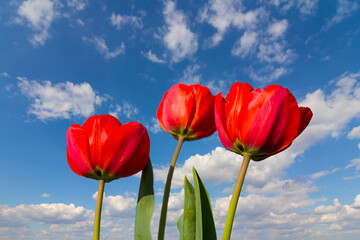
[
  {"x1": 157, "y1": 84, "x2": 195, "y2": 135},
  {"x1": 99, "y1": 122, "x2": 150, "y2": 178},
  {"x1": 66, "y1": 124, "x2": 93, "y2": 176},
  {"x1": 82, "y1": 115, "x2": 122, "y2": 168},
  {"x1": 224, "y1": 82, "x2": 254, "y2": 145},
  {"x1": 187, "y1": 85, "x2": 216, "y2": 139},
  {"x1": 242, "y1": 85, "x2": 300, "y2": 153},
  {"x1": 297, "y1": 107, "x2": 313, "y2": 137},
  {"x1": 215, "y1": 93, "x2": 236, "y2": 151}
]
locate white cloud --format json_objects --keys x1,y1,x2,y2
[
  {"x1": 345, "y1": 158, "x2": 360, "y2": 171},
  {"x1": 16, "y1": 0, "x2": 58, "y2": 46},
  {"x1": 109, "y1": 101, "x2": 139, "y2": 119},
  {"x1": 147, "y1": 117, "x2": 162, "y2": 134},
  {"x1": 323, "y1": 0, "x2": 359, "y2": 30},
  {"x1": 17, "y1": 77, "x2": 106, "y2": 120},
  {"x1": 163, "y1": 1, "x2": 198, "y2": 62},
  {"x1": 41, "y1": 193, "x2": 50, "y2": 198},
  {"x1": 199, "y1": 0, "x2": 259, "y2": 47},
  {"x1": 0, "y1": 72, "x2": 10, "y2": 77},
  {"x1": 257, "y1": 41, "x2": 296, "y2": 64},
  {"x1": 92, "y1": 192, "x2": 137, "y2": 218},
  {"x1": 267, "y1": 0, "x2": 319, "y2": 16},
  {"x1": 231, "y1": 31, "x2": 258, "y2": 57},
  {"x1": 143, "y1": 50, "x2": 166, "y2": 63},
  {"x1": 110, "y1": 13, "x2": 143, "y2": 30},
  {"x1": 0, "y1": 203, "x2": 92, "y2": 226},
  {"x1": 299, "y1": 71, "x2": 360, "y2": 146},
  {"x1": 67, "y1": 0, "x2": 87, "y2": 11},
  {"x1": 267, "y1": 19, "x2": 288, "y2": 39},
  {"x1": 82, "y1": 36, "x2": 125, "y2": 59},
  {"x1": 309, "y1": 168, "x2": 340, "y2": 179},
  {"x1": 348, "y1": 125, "x2": 360, "y2": 139},
  {"x1": 179, "y1": 64, "x2": 201, "y2": 85},
  {"x1": 249, "y1": 66, "x2": 289, "y2": 82}
]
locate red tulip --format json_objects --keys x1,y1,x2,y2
[
  {"x1": 66, "y1": 115, "x2": 150, "y2": 182},
  {"x1": 157, "y1": 84, "x2": 216, "y2": 140},
  {"x1": 215, "y1": 82, "x2": 312, "y2": 161}
]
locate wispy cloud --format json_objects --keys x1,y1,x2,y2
[
  {"x1": 323, "y1": 0, "x2": 359, "y2": 30},
  {"x1": 67, "y1": 0, "x2": 88, "y2": 11},
  {"x1": 110, "y1": 12, "x2": 143, "y2": 30},
  {"x1": 143, "y1": 50, "x2": 166, "y2": 63},
  {"x1": 82, "y1": 36, "x2": 125, "y2": 59},
  {"x1": 109, "y1": 101, "x2": 139, "y2": 119}
]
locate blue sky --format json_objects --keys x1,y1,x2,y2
[{"x1": 1, "y1": 0, "x2": 360, "y2": 239}]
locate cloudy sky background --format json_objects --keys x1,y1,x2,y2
[{"x1": 1, "y1": 0, "x2": 360, "y2": 239}]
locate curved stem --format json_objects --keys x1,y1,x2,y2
[
  {"x1": 94, "y1": 179, "x2": 105, "y2": 240},
  {"x1": 158, "y1": 137, "x2": 185, "y2": 240},
  {"x1": 222, "y1": 155, "x2": 250, "y2": 240}
]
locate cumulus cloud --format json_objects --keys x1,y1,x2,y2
[
  {"x1": 109, "y1": 101, "x2": 139, "y2": 119},
  {"x1": 348, "y1": 125, "x2": 360, "y2": 139},
  {"x1": 110, "y1": 12, "x2": 143, "y2": 30},
  {"x1": 143, "y1": 50, "x2": 166, "y2": 63},
  {"x1": 92, "y1": 192, "x2": 137, "y2": 218},
  {"x1": 249, "y1": 66, "x2": 289, "y2": 83},
  {"x1": 16, "y1": 0, "x2": 58, "y2": 46},
  {"x1": 83, "y1": 36, "x2": 125, "y2": 59},
  {"x1": 163, "y1": 1, "x2": 198, "y2": 62},
  {"x1": 323, "y1": 0, "x2": 359, "y2": 30},
  {"x1": 17, "y1": 77, "x2": 106, "y2": 120},
  {"x1": 0, "y1": 203, "x2": 92, "y2": 227}
]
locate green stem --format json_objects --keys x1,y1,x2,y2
[
  {"x1": 158, "y1": 136, "x2": 185, "y2": 240},
  {"x1": 94, "y1": 179, "x2": 105, "y2": 240},
  {"x1": 222, "y1": 155, "x2": 251, "y2": 240}
]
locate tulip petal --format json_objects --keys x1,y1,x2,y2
[
  {"x1": 66, "y1": 124, "x2": 94, "y2": 177},
  {"x1": 157, "y1": 84, "x2": 196, "y2": 137},
  {"x1": 100, "y1": 122, "x2": 150, "y2": 178},
  {"x1": 297, "y1": 107, "x2": 313, "y2": 137},
  {"x1": 215, "y1": 93, "x2": 236, "y2": 152},
  {"x1": 241, "y1": 85, "x2": 300, "y2": 155},
  {"x1": 82, "y1": 115, "x2": 122, "y2": 168},
  {"x1": 187, "y1": 85, "x2": 216, "y2": 139},
  {"x1": 224, "y1": 82, "x2": 254, "y2": 145}
]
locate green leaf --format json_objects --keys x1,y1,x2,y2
[
  {"x1": 177, "y1": 176, "x2": 196, "y2": 240},
  {"x1": 193, "y1": 168, "x2": 217, "y2": 240},
  {"x1": 134, "y1": 159, "x2": 155, "y2": 240}
]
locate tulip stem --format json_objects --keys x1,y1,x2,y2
[
  {"x1": 158, "y1": 136, "x2": 185, "y2": 240},
  {"x1": 222, "y1": 155, "x2": 251, "y2": 240},
  {"x1": 94, "y1": 179, "x2": 105, "y2": 240}
]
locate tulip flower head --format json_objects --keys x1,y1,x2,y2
[
  {"x1": 66, "y1": 115, "x2": 150, "y2": 182},
  {"x1": 157, "y1": 83, "x2": 216, "y2": 141},
  {"x1": 215, "y1": 82, "x2": 312, "y2": 161}
]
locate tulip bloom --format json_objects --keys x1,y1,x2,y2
[
  {"x1": 67, "y1": 114, "x2": 150, "y2": 182},
  {"x1": 66, "y1": 115, "x2": 150, "y2": 240},
  {"x1": 215, "y1": 82, "x2": 312, "y2": 161},
  {"x1": 157, "y1": 83, "x2": 216, "y2": 141},
  {"x1": 156, "y1": 83, "x2": 216, "y2": 240},
  {"x1": 215, "y1": 83, "x2": 312, "y2": 240}
]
